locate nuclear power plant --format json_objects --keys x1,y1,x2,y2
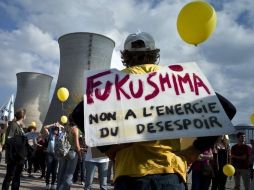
[
  {"x1": 14, "y1": 72, "x2": 53, "y2": 130},
  {"x1": 43, "y1": 32, "x2": 115, "y2": 126}
]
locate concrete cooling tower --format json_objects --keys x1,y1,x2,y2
[
  {"x1": 14, "y1": 72, "x2": 53, "y2": 131},
  {"x1": 43, "y1": 32, "x2": 115, "y2": 126}
]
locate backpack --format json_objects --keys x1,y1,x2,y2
[{"x1": 54, "y1": 131, "x2": 71, "y2": 158}]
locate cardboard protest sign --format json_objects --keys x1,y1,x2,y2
[{"x1": 84, "y1": 62, "x2": 235, "y2": 147}]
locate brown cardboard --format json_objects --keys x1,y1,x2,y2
[
  {"x1": 180, "y1": 137, "x2": 196, "y2": 150},
  {"x1": 91, "y1": 147, "x2": 106, "y2": 158}
]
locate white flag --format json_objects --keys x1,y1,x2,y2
[{"x1": 0, "y1": 94, "x2": 15, "y2": 123}]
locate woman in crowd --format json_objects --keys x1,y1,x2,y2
[
  {"x1": 56, "y1": 114, "x2": 82, "y2": 190},
  {"x1": 2, "y1": 109, "x2": 27, "y2": 190},
  {"x1": 34, "y1": 133, "x2": 47, "y2": 179},
  {"x1": 25, "y1": 124, "x2": 38, "y2": 177},
  {"x1": 191, "y1": 147, "x2": 214, "y2": 190},
  {"x1": 73, "y1": 135, "x2": 86, "y2": 185},
  {"x1": 44, "y1": 122, "x2": 63, "y2": 190},
  {"x1": 211, "y1": 135, "x2": 231, "y2": 190}
]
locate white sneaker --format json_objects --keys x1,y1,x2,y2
[
  {"x1": 50, "y1": 184, "x2": 56, "y2": 190},
  {"x1": 45, "y1": 184, "x2": 50, "y2": 190},
  {"x1": 80, "y1": 181, "x2": 84, "y2": 185}
]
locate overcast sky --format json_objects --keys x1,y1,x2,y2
[{"x1": 0, "y1": 0, "x2": 253, "y2": 126}]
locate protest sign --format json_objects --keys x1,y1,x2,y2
[{"x1": 84, "y1": 62, "x2": 234, "y2": 147}]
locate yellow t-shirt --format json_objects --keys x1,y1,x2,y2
[{"x1": 114, "y1": 64, "x2": 187, "y2": 181}]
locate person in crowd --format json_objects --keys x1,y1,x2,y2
[
  {"x1": 73, "y1": 158, "x2": 85, "y2": 185},
  {"x1": 231, "y1": 132, "x2": 251, "y2": 190},
  {"x1": 56, "y1": 114, "x2": 82, "y2": 190},
  {"x1": 34, "y1": 133, "x2": 47, "y2": 179},
  {"x1": 2, "y1": 109, "x2": 28, "y2": 190},
  {"x1": 191, "y1": 148, "x2": 214, "y2": 190},
  {"x1": 25, "y1": 124, "x2": 38, "y2": 177},
  {"x1": 249, "y1": 139, "x2": 254, "y2": 190},
  {"x1": 44, "y1": 122, "x2": 63, "y2": 190},
  {"x1": 84, "y1": 147, "x2": 109, "y2": 190},
  {"x1": 211, "y1": 135, "x2": 231, "y2": 190},
  {"x1": 0, "y1": 125, "x2": 5, "y2": 163},
  {"x1": 107, "y1": 160, "x2": 114, "y2": 185},
  {"x1": 73, "y1": 134, "x2": 86, "y2": 185},
  {"x1": 71, "y1": 32, "x2": 236, "y2": 190},
  {"x1": 0, "y1": 117, "x2": 8, "y2": 163}
]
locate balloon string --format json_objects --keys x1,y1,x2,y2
[{"x1": 62, "y1": 102, "x2": 64, "y2": 114}]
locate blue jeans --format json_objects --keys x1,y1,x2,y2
[
  {"x1": 56, "y1": 150, "x2": 78, "y2": 190},
  {"x1": 84, "y1": 161, "x2": 109, "y2": 190},
  {"x1": 114, "y1": 173, "x2": 185, "y2": 190},
  {"x1": 45, "y1": 153, "x2": 58, "y2": 185}
]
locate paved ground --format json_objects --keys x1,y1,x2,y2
[
  {"x1": 0, "y1": 163, "x2": 114, "y2": 190},
  {"x1": 0, "y1": 151, "x2": 113, "y2": 190},
  {"x1": 0, "y1": 151, "x2": 244, "y2": 190}
]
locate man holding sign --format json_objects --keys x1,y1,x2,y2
[{"x1": 72, "y1": 32, "x2": 236, "y2": 190}]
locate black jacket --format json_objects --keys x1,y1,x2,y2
[{"x1": 5, "y1": 121, "x2": 28, "y2": 163}]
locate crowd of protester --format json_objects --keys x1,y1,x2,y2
[
  {"x1": 0, "y1": 32, "x2": 253, "y2": 190},
  {"x1": 1, "y1": 116, "x2": 254, "y2": 190},
  {"x1": 0, "y1": 110, "x2": 112, "y2": 190}
]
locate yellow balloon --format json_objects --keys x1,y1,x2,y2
[
  {"x1": 31, "y1": 121, "x2": 36, "y2": 127},
  {"x1": 223, "y1": 164, "x2": 235, "y2": 176},
  {"x1": 61, "y1": 115, "x2": 68, "y2": 124},
  {"x1": 57, "y1": 87, "x2": 69, "y2": 102},
  {"x1": 250, "y1": 113, "x2": 254, "y2": 125},
  {"x1": 177, "y1": 1, "x2": 217, "y2": 45}
]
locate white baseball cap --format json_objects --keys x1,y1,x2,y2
[{"x1": 124, "y1": 31, "x2": 156, "y2": 51}]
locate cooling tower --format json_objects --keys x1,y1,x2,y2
[
  {"x1": 43, "y1": 32, "x2": 115, "y2": 126},
  {"x1": 14, "y1": 72, "x2": 53, "y2": 130}
]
